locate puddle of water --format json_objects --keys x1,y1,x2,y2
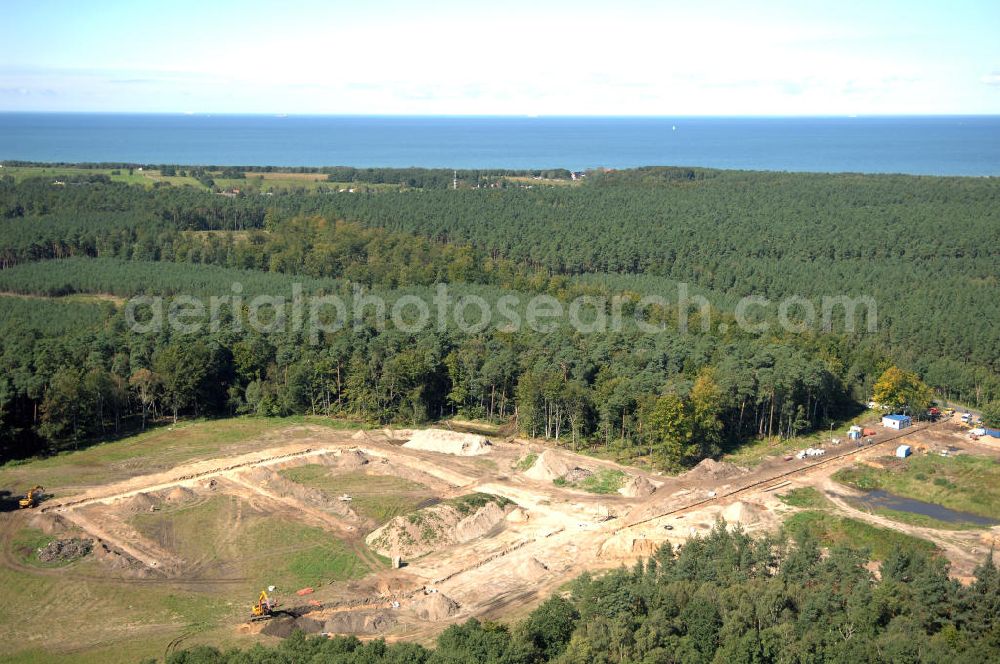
[{"x1": 850, "y1": 489, "x2": 999, "y2": 526}]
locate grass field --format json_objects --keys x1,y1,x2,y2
[
  {"x1": 0, "y1": 416, "x2": 361, "y2": 497},
  {"x1": 1, "y1": 165, "x2": 149, "y2": 185},
  {"x1": 1, "y1": 165, "x2": 402, "y2": 193},
  {"x1": 783, "y1": 511, "x2": 938, "y2": 560},
  {"x1": 279, "y1": 465, "x2": 436, "y2": 524},
  {"x1": 833, "y1": 453, "x2": 1000, "y2": 520},
  {"x1": 0, "y1": 165, "x2": 203, "y2": 188},
  {"x1": 10, "y1": 527, "x2": 72, "y2": 568},
  {"x1": 0, "y1": 417, "x2": 371, "y2": 663},
  {"x1": 723, "y1": 409, "x2": 878, "y2": 466},
  {"x1": 0, "y1": 526, "x2": 239, "y2": 663},
  {"x1": 553, "y1": 468, "x2": 626, "y2": 494},
  {"x1": 777, "y1": 486, "x2": 832, "y2": 509},
  {"x1": 130, "y1": 494, "x2": 368, "y2": 588},
  {"x1": 227, "y1": 174, "x2": 405, "y2": 193}
]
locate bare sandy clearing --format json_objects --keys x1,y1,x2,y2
[{"x1": 5, "y1": 416, "x2": 995, "y2": 657}]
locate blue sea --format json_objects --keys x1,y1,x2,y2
[{"x1": 1, "y1": 113, "x2": 999, "y2": 175}]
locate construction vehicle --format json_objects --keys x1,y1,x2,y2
[
  {"x1": 250, "y1": 590, "x2": 275, "y2": 622},
  {"x1": 19, "y1": 485, "x2": 44, "y2": 509}
]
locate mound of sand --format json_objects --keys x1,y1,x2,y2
[
  {"x1": 599, "y1": 533, "x2": 665, "y2": 559},
  {"x1": 260, "y1": 614, "x2": 327, "y2": 637},
  {"x1": 721, "y1": 501, "x2": 764, "y2": 525},
  {"x1": 375, "y1": 575, "x2": 423, "y2": 597},
  {"x1": 506, "y1": 507, "x2": 530, "y2": 523},
  {"x1": 403, "y1": 429, "x2": 492, "y2": 456},
  {"x1": 242, "y1": 467, "x2": 356, "y2": 519},
  {"x1": 92, "y1": 540, "x2": 152, "y2": 577},
  {"x1": 27, "y1": 511, "x2": 65, "y2": 534},
  {"x1": 979, "y1": 533, "x2": 1000, "y2": 548},
  {"x1": 523, "y1": 450, "x2": 576, "y2": 481},
  {"x1": 688, "y1": 458, "x2": 745, "y2": 481},
  {"x1": 294, "y1": 616, "x2": 324, "y2": 634},
  {"x1": 523, "y1": 450, "x2": 602, "y2": 485},
  {"x1": 119, "y1": 492, "x2": 158, "y2": 513},
  {"x1": 336, "y1": 449, "x2": 370, "y2": 469},
  {"x1": 630, "y1": 538, "x2": 661, "y2": 557},
  {"x1": 518, "y1": 557, "x2": 550, "y2": 580},
  {"x1": 618, "y1": 475, "x2": 657, "y2": 498},
  {"x1": 323, "y1": 611, "x2": 396, "y2": 634},
  {"x1": 455, "y1": 501, "x2": 507, "y2": 540},
  {"x1": 260, "y1": 616, "x2": 295, "y2": 637},
  {"x1": 409, "y1": 592, "x2": 461, "y2": 621},
  {"x1": 367, "y1": 495, "x2": 513, "y2": 558},
  {"x1": 164, "y1": 486, "x2": 197, "y2": 503}
]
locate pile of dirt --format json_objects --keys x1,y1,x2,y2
[
  {"x1": 630, "y1": 538, "x2": 660, "y2": 557},
  {"x1": 119, "y1": 492, "x2": 158, "y2": 513},
  {"x1": 619, "y1": 475, "x2": 657, "y2": 498},
  {"x1": 409, "y1": 592, "x2": 461, "y2": 621},
  {"x1": 518, "y1": 557, "x2": 550, "y2": 580},
  {"x1": 687, "y1": 458, "x2": 745, "y2": 481},
  {"x1": 92, "y1": 540, "x2": 151, "y2": 576},
  {"x1": 336, "y1": 449, "x2": 370, "y2": 469},
  {"x1": 506, "y1": 507, "x2": 530, "y2": 523},
  {"x1": 403, "y1": 429, "x2": 492, "y2": 456},
  {"x1": 383, "y1": 428, "x2": 415, "y2": 441},
  {"x1": 376, "y1": 575, "x2": 423, "y2": 597},
  {"x1": 241, "y1": 467, "x2": 355, "y2": 519},
  {"x1": 563, "y1": 467, "x2": 593, "y2": 483},
  {"x1": 164, "y1": 486, "x2": 197, "y2": 503},
  {"x1": 27, "y1": 511, "x2": 65, "y2": 534},
  {"x1": 599, "y1": 533, "x2": 664, "y2": 559},
  {"x1": 721, "y1": 501, "x2": 765, "y2": 525},
  {"x1": 366, "y1": 494, "x2": 513, "y2": 558},
  {"x1": 261, "y1": 616, "x2": 297, "y2": 638},
  {"x1": 979, "y1": 533, "x2": 1000, "y2": 548},
  {"x1": 523, "y1": 450, "x2": 579, "y2": 481},
  {"x1": 323, "y1": 611, "x2": 397, "y2": 634},
  {"x1": 36, "y1": 537, "x2": 92, "y2": 563},
  {"x1": 294, "y1": 615, "x2": 324, "y2": 634}
]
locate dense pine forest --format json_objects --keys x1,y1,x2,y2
[
  {"x1": 1, "y1": 166, "x2": 997, "y2": 463},
  {"x1": 166, "y1": 526, "x2": 1000, "y2": 664}
]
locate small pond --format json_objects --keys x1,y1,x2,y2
[{"x1": 850, "y1": 489, "x2": 999, "y2": 527}]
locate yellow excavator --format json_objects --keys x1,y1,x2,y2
[
  {"x1": 250, "y1": 590, "x2": 275, "y2": 622},
  {"x1": 19, "y1": 486, "x2": 44, "y2": 509}
]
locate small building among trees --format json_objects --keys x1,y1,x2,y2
[{"x1": 882, "y1": 414, "x2": 912, "y2": 430}]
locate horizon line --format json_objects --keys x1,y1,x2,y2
[{"x1": 3, "y1": 111, "x2": 1000, "y2": 119}]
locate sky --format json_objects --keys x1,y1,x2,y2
[{"x1": 2, "y1": 0, "x2": 999, "y2": 115}]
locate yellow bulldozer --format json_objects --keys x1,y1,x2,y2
[
  {"x1": 250, "y1": 590, "x2": 275, "y2": 622},
  {"x1": 19, "y1": 486, "x2": 44, "y2": 509}
]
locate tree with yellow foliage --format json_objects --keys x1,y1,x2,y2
[{"x1": 872, "y1": 366, "x2": 933, "y2": 415}]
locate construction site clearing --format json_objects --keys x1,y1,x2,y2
[{"x1": 3, "y1": 414, "x2": 1000, "y2": 654}]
